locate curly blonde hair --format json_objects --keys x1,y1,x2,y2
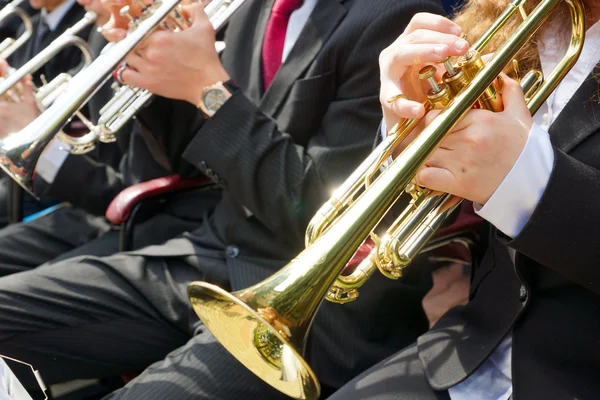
[{"x1": 452, "y1": 0, "x2": 572, "y2": 77}]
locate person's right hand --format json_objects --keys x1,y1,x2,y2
[
  {"x1": 378, "y1": 13, "x2": 469, "y2": 133},
  {"x1": 0, "y1": 75, "x2": 41, "y2": 137},
  {"x1": 99, "y1": 0, "x2": 208, "y2": 42},
  {"x1": 100, "y1": 0, "x2": 150, "y2": 42}
]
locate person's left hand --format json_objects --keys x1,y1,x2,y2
[
  {"x1": 415, "y1": 75, "x2": 533, "y2": 205},
  {"x1": 0, "y1": 74, "x2": 40, "y2": 137},
  {"x1": 120, "y1": 2, "x2": 230, "y2": 105}
]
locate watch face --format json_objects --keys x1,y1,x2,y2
[{"x1": 204, "y1": 88, "x2": 228, "y2": 113}]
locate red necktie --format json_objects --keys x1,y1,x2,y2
[{"x1": 261, "y1": 0, "x2": 304, "y2": 91}]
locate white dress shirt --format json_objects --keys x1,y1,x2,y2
[
  {"x1": 38, "y1": 0, "x2": 319, "y2": 187},
  {"x1": 282, "y1": 0, "x2": 317, "y2": 62},
  {"x1": 40, "y1": 0, "x2": 76, "y2": 31},
  {"x1": 449, "y1": 19, "x2": 600, "y2": 400},
  {"x1": 34, "y1": 0, "x2": 79, "y2": 184}
]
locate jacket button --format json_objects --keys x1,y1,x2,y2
[
  {"x1": 225, "y1": 245, "x2": 239, "y2": 258},
  {"x1": 519, "y1": 285, "x2": 528, "y2": 302}
]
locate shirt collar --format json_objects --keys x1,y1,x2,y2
[{"x1": 40, "y1": 0, "x2": 76, "y2": 31}]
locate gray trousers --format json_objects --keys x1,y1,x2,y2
[
  {"x1": 326, "y1": 344, "x2": 450, "y2": 400},
  {"x1": 0, "y1": 192, "x2": 216, "y2": 275},
  {"x1": 0, "y1": 206, "x2": 112, "y2": 276},
  {"x1": 0, "y1": 245, "x2": 286, "y2": 399}
]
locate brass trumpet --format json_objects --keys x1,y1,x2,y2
[
  {"x1": 0, "y1": 0, "x2": 245, "y2": 196},
  {"x1": 0, "y1": 0, "x2": 33, "y2": 59},
  {"x1": 188, "y1": 0, "x2": 585, "y2": 398}
]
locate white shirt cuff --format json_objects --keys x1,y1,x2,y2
[
  {"x1": 380, "y1": 118, "x2": 387, "y2": 141},
  {"x1": 474, "y1": 122, "x2": 554, "y2": 238},
  {"x1": 35, "y1": 137, "x2": 72, "y2": 184}
]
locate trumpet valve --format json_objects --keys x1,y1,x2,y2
[
  {"x1": 457, "y1": 49, "x2": 484, "y2": 79},
  {"x1": 418, "y1": 65, "x2": 441, "y2": 93},
  {"x1": 418, "y1": 65, "x2": 452, "y2": 108},
  {"x1": 120, "y1": 5, "x2": 138, "y2": 29},
  {"x1": 439, "y1": 57, "x2": 469, "y2": 95},
  {"x1": 440, "y1": 57, "x2": 457, "y2": 77}
]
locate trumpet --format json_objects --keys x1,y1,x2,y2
[
  {"x1": 187, "y1": 0, "x2": 586, "y2": 398},
  {"x1": 0, "y1": 12, "x2": 97, "y2": 152},
  {"x1": 0, "y1": 0, "x2": 33, "y2": 59},
  {"x1": 94, "y1": 0, "x2": 237, "y2": 145},
  {"x1": 0, "y1": 0, "x2": 245, "y2": 196}
]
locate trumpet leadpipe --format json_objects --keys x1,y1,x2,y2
[
  {"x1": 0, "y1": 11, "x2": 97, "y2": 99},
  {"x1": 0, "y1": 0, "x2": 33, "y2": 59}
]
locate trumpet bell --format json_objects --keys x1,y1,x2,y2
[{"x1": 188, "y1": 282, "x2": 320, "y2": 400}]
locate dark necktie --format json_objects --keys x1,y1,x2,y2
[
  {"x1": 32, "y1": 19, "x2": 50, "y2": 55},
  {"x1": 261, "y1": 0, "x2": 303, "y2": 91}
]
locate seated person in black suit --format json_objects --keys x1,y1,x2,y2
[
  {"x1": 329, "y1": 1, "x2": 600, "y2": 399},
  {"x1": 0, "y1": 0, "x2": 457, "y2": 398},
  {"x1": 0, "y1": 0, "x2": 220, "y2": 274},
  {"x1": 0, "y1": 0, "x2": 94, "y2": 224}
]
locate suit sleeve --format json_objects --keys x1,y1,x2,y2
[
  {"x1": 509, "y1": 148, "x2": 600, "y2": 295},
  {"x1": 180, "y1": 1, "x2": 444, "y2": 246},
  {"x1": 34, "y1": 152, "x2": 125, "y2": 216}
]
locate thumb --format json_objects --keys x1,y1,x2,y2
[
  {"x1": 415, "y1": 165, "x2": 457, "y2": 195},
  {"x1": 500, "y1": 73, "x2": 528, "y2": 115}
]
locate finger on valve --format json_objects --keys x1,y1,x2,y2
[
  {"x1": 379, "y1": 35, "x2": 468, "y2": 132},
  {"x1": 99, "y1": 0, "x2": 150, "y2": 42}
]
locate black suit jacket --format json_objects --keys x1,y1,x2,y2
[
  {"x1": 8, "y1": 1, "x2": 91, "y2": 85},
  {"x1": 136, "y1": 0, "x2": 444, "y2": 390},
  {"x1": 417, "y1": 71, "x2": 600, "y2": 399},
  {"x1": 31, "y1": 29, "x2": 181, "y2": 215},
  {"x1": 1, "y1": 4, "x2": 94, "y2": 223}
]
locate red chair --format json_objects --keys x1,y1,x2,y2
[{"x1": 105, "y1": 175, "x2": 219, "y2": 251}]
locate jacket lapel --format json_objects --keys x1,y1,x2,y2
[
  {"x1": 549, "y1": 70, "x2": 600, "y2": 152},
  {"x1": 40, "y1": 3, "x2": 83, "y2": 49},
  {"x1": 259, "y1": 0, "x2": 347, "y2": 116},
  {"x1": 227, "y1": 0, "x2": 276, "y2": 105},
  {"x1": 247, "y1": 0, "x2": 276, "y2": 104}
]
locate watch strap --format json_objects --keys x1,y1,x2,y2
[{"x1": 222, "y1": 79, "x2": 240, "y2": 94}]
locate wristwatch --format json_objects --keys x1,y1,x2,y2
[{"x1": 196, "y1": 79, "x2": 239, "y2": 117}]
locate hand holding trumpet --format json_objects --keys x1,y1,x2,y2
[
  {"x1": 100, "y1": 0, "x2": 229, "y2": 106},
  {"x1": 380, "y1": 13, "x2": 533, "y2": 206},
  {"x1": 0, "y1": 58, "x2": 40, "y2": 137}
]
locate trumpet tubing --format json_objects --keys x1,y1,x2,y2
[
  {"x1": 188, "y1": 0, "x2": 586, "y2": 399},
  {"x1": 55, "y1": 0, "x2": 245, "y2": 152},
  {"x1": 0, "y1": 11, "x2": 97, "y2": 101},
  {"x1": 0, "y1": 0, "x2": 246, "y2": 196},
  {"x1": 0, "y1": 0, "x2": 33, "y2": 59}
]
